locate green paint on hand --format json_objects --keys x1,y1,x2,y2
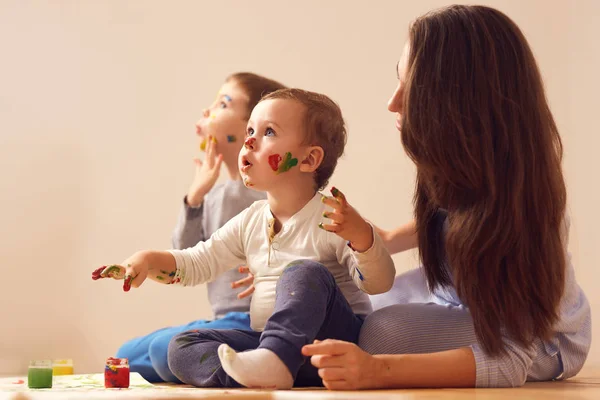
[
  {"x1": 103, "y1": 265, "x2": 122, "y2": 278},
  {"x1": 318, "y1": 222, "x2": 325, "y2": 230},
  {"x1": 161, "y1": 270, "x2": 176, "y2": 278}
]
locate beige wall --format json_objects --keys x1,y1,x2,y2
[{"x1": 1, "y1": 0, "x2": 597, "y2": 375}]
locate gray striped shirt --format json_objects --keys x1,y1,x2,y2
[{"x1": 171, "y1": 179, "x2": 266, "y2": 319}]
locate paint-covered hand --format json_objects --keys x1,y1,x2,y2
[
  {"x1": 91, "y1": 251, "x2": 150, "y2": 292},
  {"x1": 302, "y1": 339, "x2": 382, "y2": 390},
  {"x1": 92, "y1": 264, "x2": 126, "y2": 280},
  {"x1": 231, "y1": 265, "x2": 255, "y2": 299},
  {"x1": 187, "y1": 135, "x2": 223, "y2": 207},
  {"x1": 320, "y1": 187, "x2": 374, "y2": 252}
]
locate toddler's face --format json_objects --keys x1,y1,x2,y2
[
  {"x1": 238, "y1": 98, "x2": 309, "y2": 191},
  {"x1": 195, "y1": 79, "x2": 249, "y2": 153}
]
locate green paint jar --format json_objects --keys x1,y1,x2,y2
[{"x1": 28, "y1": 360, "x2": 53, "y2": 389}]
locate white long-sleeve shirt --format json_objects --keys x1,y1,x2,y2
[{"x1": 168, "y1": 192, "x2": 396, "y2": 331}]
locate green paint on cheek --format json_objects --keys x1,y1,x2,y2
[
  {"x1": 269, "y1": 152, "x2": 298, "y2": 174},
  {"x1": 280, "y1": 152, "x2": 298, "y2": 173},
  {"x1": 156, "y1": 275, "x2": 164, "y2": 281}
]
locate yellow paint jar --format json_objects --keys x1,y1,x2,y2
[{"x1": 52, "y1": 359, "x2": 74, "y2": 375}]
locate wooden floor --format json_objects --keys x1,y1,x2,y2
[
  {"x1": 145, "y1": 367, "x2": 600, "y2": 400},
  {"x1": 4, "y1": 367, "x2": 599, "y2": 399}
]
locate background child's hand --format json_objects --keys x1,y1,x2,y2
[
  {"x1": 231, "y1": 265, "x2": 255, "y2": 299},
  {"x1": 91, "y1": 251, "x2": 150, "y2": 292},
  {"x1": 320, "y1": 187, "x2": 374, "y2": 253},
  {"x1": 187, "y1": 135, "x2": 223, "y2": 207}
]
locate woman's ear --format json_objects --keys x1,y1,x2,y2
[{"x1": 299, "y1": 146, "x2": 325, "y2": 173}]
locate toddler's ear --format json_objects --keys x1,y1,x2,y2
[{"x1": 299, "y1": 146, "x2": 324, "y2": 173}]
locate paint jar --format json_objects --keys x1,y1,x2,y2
[
  {"x1": 28, "y1": 360, "x2": 53, "y2": 389},
  {"x1": 52, "y1": 359, "x2": 74, "y2": 375},
  {"x1": 104, "y1": 357, "x2": 129, "y2": 388}
]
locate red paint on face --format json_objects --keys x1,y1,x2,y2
[
  {"x1": 268, "y1": 154, "x2": 282, "y2": 171},
  {"x1": 244, "y1": 137, "x2": 256, "y2": 149}
]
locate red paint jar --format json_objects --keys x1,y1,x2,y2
[{"x1": 104, "y1": 357, "x2": 130, "y2": 388}]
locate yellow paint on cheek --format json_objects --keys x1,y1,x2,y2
[{"x1": 207, "y1": 113, "x2": 217, "y2": 126}]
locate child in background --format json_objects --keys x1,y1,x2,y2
[
  {"x1": 93, "y1": 88, "x2": 396, "y2": 389},
  {"x1": 107, "y1": 72, "x2": 286, "y2": 383}
]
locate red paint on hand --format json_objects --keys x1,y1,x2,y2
[
  {"x1": 123, "y1": 275, "x2": 133, "y2": 292},
  {"x1": 268, "y1": 154, "x2": 282, "y2": 171},
  {"x1": 92, "y1": 266, "x2": 107, "y2": 280}
]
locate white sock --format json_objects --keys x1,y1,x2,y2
[{"x1": 218, "y1": 344, "x2": 293, "y2": 389}]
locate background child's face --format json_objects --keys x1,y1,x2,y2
[
  {"x1": 196, "y1": 79, "x2": 249, "y2": 156},
  {"x1": 239, "y1": 99, "x2": 308, "y2": 191}
]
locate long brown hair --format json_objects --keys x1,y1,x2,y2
[{"x1": 401, "y1": 5, "x2": 567, "y2": 355}]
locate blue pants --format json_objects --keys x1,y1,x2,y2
[
  {"x1": 115, "y1": 312, "x2": 251, "y2": 383},
  {"x1": 167, "y1": 261, "x2": 365, "y2": 388}
]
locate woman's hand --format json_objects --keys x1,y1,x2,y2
[{"x1": 302, "y1": 339, "x2": 383, "y2": 390}]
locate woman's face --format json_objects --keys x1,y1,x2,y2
[{"x1": 388, "y1": 41, "x2": 410, "y2": 132}]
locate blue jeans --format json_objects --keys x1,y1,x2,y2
[
  {"x1": 167, "y1": 261, "x2": 365, "y2": 387},
  {"x1": 115, "y1": 312, "x2": 251, "y2": 383}
]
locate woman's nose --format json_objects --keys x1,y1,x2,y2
[{"x1": 388, "y1": 84, "x2": 403, "y2": 113}]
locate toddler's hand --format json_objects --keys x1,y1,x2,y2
[
  {"x1": 320, "y1": 187, "x2": 374, "y2": 253},
  {"x1": 231, "y1": 266, "x2": 255, "y2": 299},
  {"x1": 91, "y1": 251, "x2": 150, "y2": 292},
  {"x1": 187, "y1": 135, "x2": 223, "y2": 207}
]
